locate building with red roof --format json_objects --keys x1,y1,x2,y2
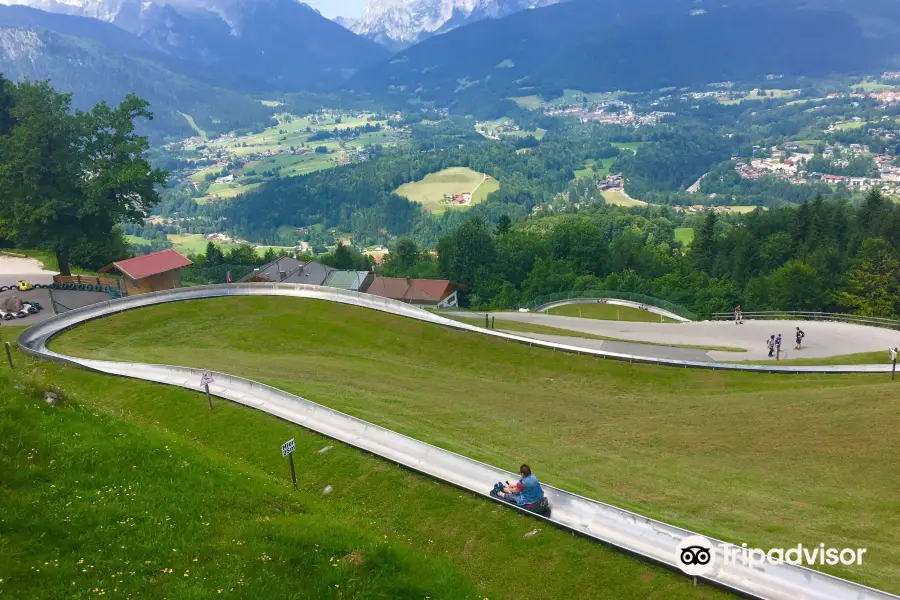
[
  {"x1": 365, "y1": 277, "x2": 459, "y2": 307},
  {"x1": 100, "y1": 249, "x2": 193, "y2": 295}
]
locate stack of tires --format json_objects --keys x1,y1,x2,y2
[{"x1": 0, "y1": 298, "x2": 42, "y2": 320}]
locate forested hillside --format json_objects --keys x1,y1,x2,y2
[
  {"x1": 384, "y1": 191, "x2": 900, "y2": 318},
  {"x1": 198, "y1": 128, "x2": 626, "y2": 246}
]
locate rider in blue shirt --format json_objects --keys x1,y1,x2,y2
[{"x1": 496, "y1": 464, "x2": 545, "y2": 508}]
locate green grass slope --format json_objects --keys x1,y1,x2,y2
[
  {"x1": 0, "y1": 326, "x2": 723, "y2": 600},
  {"x1": 546, "y1": 303, "x2": 678, "y2": 323},
  {"x1": 51, "y1": 298, "x2": 900, "y2": 593}
]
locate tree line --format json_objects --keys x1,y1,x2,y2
[{"x1": 382, "y1": 191, "x2": 900, "y2": 318}]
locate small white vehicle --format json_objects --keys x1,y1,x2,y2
[{"x1": 518, "y1": 307, "x2": 530, "y2": 313}]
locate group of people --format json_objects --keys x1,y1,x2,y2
[{"x1": 766, "y1": 327, "x2": 805, "y2": 358}]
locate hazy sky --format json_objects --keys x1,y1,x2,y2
[{"x1": 305, "y1": 0, "x2": 367, "y2": 19}]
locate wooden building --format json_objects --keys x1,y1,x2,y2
[{"x1": 100, "y1": 249, "x2": 193, "y2": 296}]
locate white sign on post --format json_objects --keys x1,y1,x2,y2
[
  {"x1": 200, "y1": 370, "x2": 215, "y2": 387},
  {"x1": 281, "y1": 438, "x2": 296, "y2": 457}
]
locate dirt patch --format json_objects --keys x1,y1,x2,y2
[{"x1": 342, "y1": 551, "x2": 365, "y2": 565}]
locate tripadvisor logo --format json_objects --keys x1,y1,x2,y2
[
  {"x1": 675, "y1": 535, "x2": 868, "y2": 577},
  {"x1": 676, "y1": 535, "x2": 716, "y2": 576}
]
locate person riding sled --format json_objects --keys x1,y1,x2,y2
[{"x1": 490, "y1": 464, "x2": 550, "y2": 516}]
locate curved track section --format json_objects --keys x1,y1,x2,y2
[
  {"x1": 536, "y1": 297, "x2": 691, "y2": 322},
  {"x1": 17, "y1": 283, "x2": 898, "y2": 600}
]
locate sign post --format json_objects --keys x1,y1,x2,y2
[
  {"x1": 890, "y1": 347, "x2": 898, "y2": 381},
  {"x1": 281, "y1": 438, "x2": 297, "y2": 487},
  {"x1": 200, "y1": 370, "x2": 215, "y2": 410},
  {"x1": 4, "y1": 342, "x2": 13, "y2": 370}
]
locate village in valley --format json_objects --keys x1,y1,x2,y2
[{"x1": 733, "y1": 141, "x2": 900, "y2": 197}]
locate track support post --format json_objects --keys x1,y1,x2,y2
[{"x1": 4, "y1": 342, "x2": 13, "y2": 370}]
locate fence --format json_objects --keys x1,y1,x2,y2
[
  {"x1": 525, "y1": 290, "x2": 697, "y2": 321},
  {"x1": 48, "y1": 275, "x2": 124, "y2": 298},
  {"x1": 712, "y1": 310, "x2": 900, "y2": 331}
]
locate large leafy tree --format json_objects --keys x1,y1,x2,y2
[{"x1": 0, "y1": 77, "x2": 166, "y2": 275}]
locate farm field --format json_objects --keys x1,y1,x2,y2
[
  {"x1": 720, "y1": 89, "x2": 800, "y2": 105},
  {"x1": 548, "y1": 89, "x2": 626, "y2": 107},
  {"x1": 852, "y1": 79, "x2": 900, "y2": 93},
  {"x1": 602, "y1": 189, "x2": 647, "y2": 207},
  {"x1": 125, "y1": 235, "x2": 152, "y2": 247},
  {"x1": 829, "y1": 120, "x2": 867, "y2": 132},
  {"x1": 675, "y1": 227, "x2": 695, "y2": 245},
  {"x1": 394, "y1": 167, "x2": 499, "y2": 213},
  {"x1": 546, "y1": 303, "x2": 678, "y2": 323},
  {"x1": 509, "y1": 95, "x2": 543, "y2": 109},
  {"x1": 179, "y1": 110, "x2": 408, "y2": 203},
  {"x1": 0, "y1": 328, "x2": 719, "y2": 600},
  {"x1": 720, "y1": 205, "x2": 760, "y2": 214},
  {"x1": 167, "y1": 234, "x2": 242, "y2": 256},
  {"x1": 575, "y1": 157, "x2": 616, "y2": 179},
  {"x1": 476, "y1": 118, "x2": 545, "y2": 140},
  {"x1": 165, "y1": 234, "x2": 290, "y2": 258},
  {"x1": 53, "y1": 297, "x2": 900, "y2": 595},
  {"x1": 613, "y1": 141, "x2": 648, "y2": 153}
]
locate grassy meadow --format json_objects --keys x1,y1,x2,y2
[
  {"x1": 602, "y1": 189, "x2": 647, "y2": 207},
  {"x1": 546, "y1": 303, "x2": 678, "y2": 323},
  {"x1": 0, "y1": 327, "x2": 726, "y2": 600},
  {"x1": 51, "y1": 297, "x2": 900, "y2": 594},
  {"x1": 394, "y1": 167, "x2": 499, "y2": 213},
  {"x1": 675, "y1": 227, "x2": 695, "y2": 245}
]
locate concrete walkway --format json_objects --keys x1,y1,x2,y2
[
  {"x1": 0, "y1": 255, "x2": 57, "y2": 287},
  {"x1": 484, "y1": 312, "x2": 900, "y2": 362}
]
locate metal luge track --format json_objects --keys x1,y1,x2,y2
[{"x1": 17, "y1": 283, "x2": 899, "y2": 600}]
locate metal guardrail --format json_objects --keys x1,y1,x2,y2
[
  {"x1": 525, "y1": 290, "x2": 697, "y2": 321},
  {"x1": 14, "y1": 284, "x2": 899, "y2": 600},
  {"x1": 712, "y1": 311, "x2": 900, "y2": 331}
]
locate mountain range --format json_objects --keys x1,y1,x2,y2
[
  {"x1": 0, "y1": 0, "x2": 387, "y2": 89},
  {"x1": 3, "y1": 0, "x2": 900, "y2": 140},
  {"x1": 345, "y1": 0, "x2": 563, "y2": 51},
  {"x1": 349, "y1": 0, "x2": 900, "y2": 112}
]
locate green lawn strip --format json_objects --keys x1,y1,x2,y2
[
  {"x1": 732, "y1": 351, "x2": 890, "y2": 366},
  {"x1": 546, "y1": 303, "x2": 679, "y2": 324},
  {"x1": 0, "y1": 343, "x2": 722, "y2": 599},
  {"x1": 442, "y1": 314, "x2": 745, "y2": 353},
  {"x1": 50, "y1": 298, "x2": 900, "y2": 593}
]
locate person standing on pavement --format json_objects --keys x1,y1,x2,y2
[
  {"x1": 767, "y1": 335, "x2": 776, "y2": 358},
  {"x1": 795, "y1": 327, "x2": 805, "y2": 350}
]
